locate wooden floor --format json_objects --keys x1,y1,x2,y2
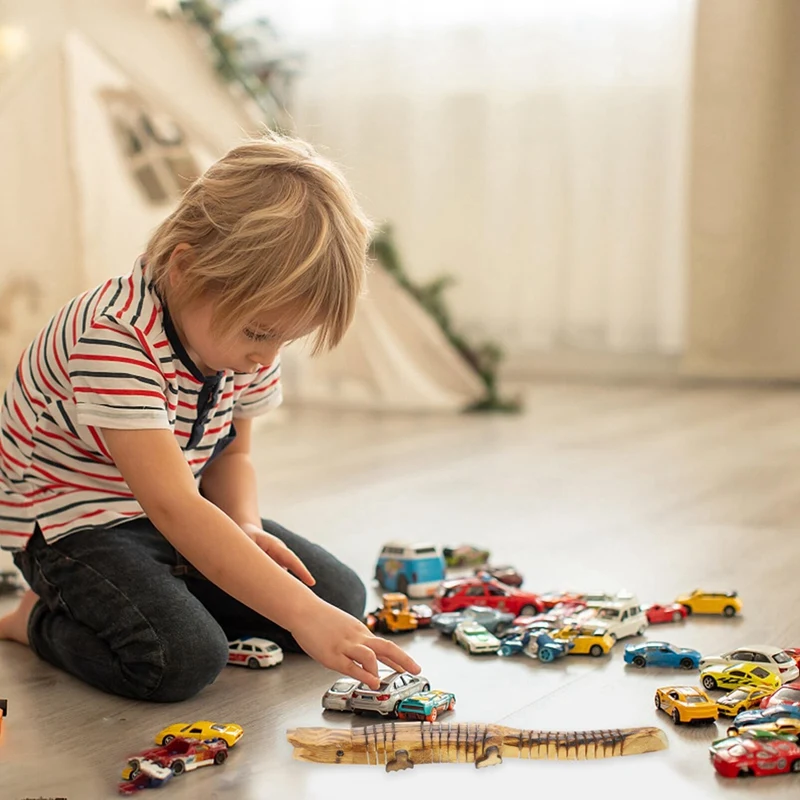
[{"x1": 2, "y1": 381, "x2": 800, "y2": 799}]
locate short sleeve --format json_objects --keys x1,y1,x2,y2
[
  {"x1": 233, "y1": 359, "x2": 283, "y2": 419},
  {"x1": 68, "y1": 315, "x2": 171, "y2": 430}
]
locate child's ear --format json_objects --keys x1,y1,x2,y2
[{"x1": 168, "y1": 243, "x2": 194, "y2": 286}]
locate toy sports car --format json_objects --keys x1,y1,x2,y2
[
  {"x1": 728, "y1": 704, "x2": 800, "y2": 735},
  {"x1": 624, "y1": 642, "x2": 700, "y2": 670},
  {"x1": 432, "y1": 575, "x2": 543, "y2": 616},
  {"x1": 322, "y1": 678, "x2": 360, "y2": 712},
  {"x1": 711, "y1": 736, "x2": 800, "y2": 778},
  {"x1": 124, "y1": 737, "x2": 228, "y2": 778},
  {"x1": 395, "y1": 690, "x2": 456, "y2": 722},
  {"x1": 453, "y1": 621, "x2": 502, "y2": 655},
  {"x1": 716, "y1": 686, "x2": 774, "y2": 717},
  {"x1": 654, "y1": 686, "x2": 718, "y2": 724},
  {"x1": 431, "y1": 605, "x2": 516, "y2": 636},
  {"x1": 726, "y1": 717, "x2": 800, "y2": 740},
  {"x1": 154, "y1": 721, "x2": 243, "y2": 748},
  {"x1": 551, "y1": 624, "x2": 614, "y2": 657},
  {"x1": 701, "y1": 662, "x2": 781, "y2": 693},
  {"x1": 675, "y1": 589, "x2": 742, "y2": 617},
  {"x1": 644, "y1": 603, "x2": 687, "y2": 624}
]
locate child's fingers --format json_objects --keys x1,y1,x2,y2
[
  {"x1": 369, "y1": 637, "x2": 421, "y2": 675},
  {"x1": 336, "y1": 657, "x2": 381, "y2": 690},
  {"x1": 344, "y1": 643, "x2": 380, "y2": 680}
]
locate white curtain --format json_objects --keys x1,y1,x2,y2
[{"x1": 228, "y1": 0, "x2": 696, "y2": 357}]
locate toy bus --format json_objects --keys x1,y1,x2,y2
[{"x1": 374, "y1": 542, "x2": 445, "y2": 598}]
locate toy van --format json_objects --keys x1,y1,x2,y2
[{"x1": 374, "y1": 542, "x2": 445, "y2": 598}]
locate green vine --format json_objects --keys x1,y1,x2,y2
[{"x1": 370, "y1": 227, "x2": 521, "y2": 413}]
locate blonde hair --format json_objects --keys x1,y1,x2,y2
[{"x1": 146, "y1": 131, "x2": 373, "y2": 353}]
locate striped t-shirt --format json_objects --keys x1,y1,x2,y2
[{"x1": 0, "y1": 257, "x2": 282, "y2": 551}]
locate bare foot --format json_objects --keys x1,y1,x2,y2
[{"x1": 0, "y1": 589, "x2": 39, "y2": 646}]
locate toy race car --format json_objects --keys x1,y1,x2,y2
[
  {"x1": 675, "y1": 589, "x2": 741, "y2": 617},
  {"x1": 453, "y1": 621, "x2": 502, "y2": 655},
  {"x1": 644, "y1": 603, "x2": 687, "y2": 624},
  {"x1": 395, "y1": 690, "x2": 456, "y2": 722},
  {"x1": 654, "y1": 686, "x2": 718, "y2": 724},
  {"x1": 154, "y1": 721, "x2": 243, "y2": 748},
  {"x1": 700, "y1": 663, "x2": 781, "y2": 693},
  {"x1": 124, "y1": 737, "x2": 228, "y2": 778},
  {"x1": 716, "y1": 686, "x2": 774, "y2": 717},
  {"x1": 624, "y1": 642, "x2": 700, "y2": 669},
  {"x1": 711, "y1": 736, "x2": 800, "y2": 778},
  {"x1": 227, "y1": 637, "x2": 283, "y2": 669}
]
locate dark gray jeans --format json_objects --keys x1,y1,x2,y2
[{"x1": 12, "y1": 518, "x2": 366, "y2": 702}]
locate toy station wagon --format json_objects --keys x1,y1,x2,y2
[{"x1": 227, "y1": 637, "x2": 283, "y2": 669}]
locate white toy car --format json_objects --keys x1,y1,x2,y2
[
  {"x1": 699, "y1": 645, "x2": 799, "y2": 683},
  {"x1": 350, "y1": 670, "x2": 430, "y2": 716},
  {"x1": 453, "y1": 621, "x2": 502, "y2": 654},
  {"x1": 573, "y1": 597, "x2": 648, "y2": 641},
  {"x1": 227, "y1": 637, "x2": 283, "y2": 669},
  {"x1": 322, "y1": 677, "x2": 360, "y2": 711}
]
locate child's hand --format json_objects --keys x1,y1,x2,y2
[
  {"x1": 291, "y1": 601, "x2": 422, "y2": 689},
  {"x1": 240, "y1": 524, "x2": 316, "y2": 586}
]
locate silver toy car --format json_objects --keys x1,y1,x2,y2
[
  {"x1": 350, "y1": 670, "x2": 430, "y2": 716},
  {"x1": 322, "y1": 677, "x2": 360, "y2": 711}
]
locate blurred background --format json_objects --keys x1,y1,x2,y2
[{"x1": 1, "y1": 0, "x2": 798, "y2": 411}]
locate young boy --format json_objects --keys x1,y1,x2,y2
[{"x1": 0, "y1": 133, "x2": 420, "y2": 701}]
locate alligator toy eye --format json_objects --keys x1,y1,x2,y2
[{"x1": 336, "y1": 749, "x2": 345, "y2": 758}]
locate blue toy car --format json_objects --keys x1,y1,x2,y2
[
  {"x1": 624, "y1": 641, "x2": 701, "y2": 669},
  {"x1": 730, "y1": 704, "x2": 800, "y2": 734},
  {"x1": 375, "y1": 542, "x2": 446, "y2": 598},
  {"x1": 396, "y1": 690, "x2": 456, "y2": 722},
  {"x1": 431, "y1": 605, "x2": 516, "y2": 636},
  {"x1": 498, "y1": 631, "x2": 573, "y2": 661}
]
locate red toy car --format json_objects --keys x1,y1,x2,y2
[
  {"x1": 644, "y1": 603, "x2": 688, "y2": 625},
  {"x1": 432, "y1": 575, "x2": 543, "y2": 616},
  {"x1": 474, "y1": 565, "x2": 524, "y2": 588},
  {"x1": 410, "y1": 604, "x2": 433, "y2": 627},
  {"x1": 759, "y1": 681, "x2": 800, "y2": 710},
  {"x1": 125, "y1": 736, "x2": 228, "y2": 777},
  {"x1": 538, "y1": 591, "x2": 587, "y2": 610},
  {"x1": 711, "y1": 736, "x2": 800, "y2": 778},
  {"x1": 783, "y1": 648, "x2": 800, "y2": 668}
]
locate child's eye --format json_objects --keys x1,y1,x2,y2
[{"x1": 243, "y1": 328, "x2": 275, "y2": 342}]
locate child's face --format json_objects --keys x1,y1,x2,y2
[{"x1": 172, "y1": 293, "x2": 317, "y2": 375}]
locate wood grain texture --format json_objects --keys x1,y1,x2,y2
[{"x1": 2, "y1": 382, "x2": 800, "y2": 799}]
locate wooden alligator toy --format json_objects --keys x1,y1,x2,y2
[{"x1": 286, "y1": 721, "x2": 668, "y2": 771}]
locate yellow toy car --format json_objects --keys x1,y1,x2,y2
[
  {"x1": 552, "y1": 624, "x2": 615, "y2": 657},
  {"x1": 700, "y1": 662, "x2": 781, "y2": 693},
  {"x1": 716, "y1": 686, "x2": 774, "y2": 717},
  {"x1": 155, "y1": 720, "x2": 244, "y2": 748},
  {"x1": 675, "y1": 589, "x2": 742, "y2": 617},
  {"x1": 727, "y1": 717, "x2": 800, "y2": 739},
  {"x1": 655, "y1": 685, "x2": 718, "y2": 724}
]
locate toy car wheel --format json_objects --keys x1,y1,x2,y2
[
  {"x1": 520, "y1": 604, "x2": 537, "y2": 616},
  {"x1": 637, "y1": 625, "x2": 646, "y2": 636},
  {"x1": 589, "y1": 644, "x2": 604, "y2": 657},
  {"x1": 654, "y1": 694, "x2": 662, "y2": 709},
  {"x1": 727, "y1": 727, "x2": 737, "y2": 737},
  {"x1": 723, "y1": 605, "x2": 736, "y2": 617},
  {"x1": 161, "y1": 735, "x2": 174, "y2": 745},
  {"x1": 791, "y1": 759, "x2": 800, "y2": 773},
  {"x1": 427, "y1": 709, "x2": 438, "y2": 722},
  {"x1": 680, "y1": 658, "x2": 694, "y2": 670},
  {"x1": 127, "y1": 759, "x2": 141, "y2": 777},
  {"x1": 214, "y1": 751, "x2": 228, "y2": 766},
  {"x1": 539, "y1": 648, "x2": 555, "y2": 663},
  {"x1": 353, "y1": 709, "x2": 363, "y2": 715},
  {"x1": 702, "y1": 675, "x2": 717, "y2": 690},
  {"x1": 171, "y1": 760, "x2": 186, "y2": 776},
  {"x1": 682, "y1": 604, "x2": 693, "y2": 615},
  {"x1": 247, "y1": 658, "x2": 260, "y2": 669},
  {"x1": 422, "y1": 682, "x2": 430, "y2": 691},
  {"x1": 738, "y1": 768, "x2": 752, "y2": 778},
  {"x1": 633, "y1": 655, "x2": 646, "y2": 668},
  {"x1": 448, "y1": 698, "x2": 456, "y2": 711},
  {"x1": 672, "y1": 611, "x2": 683, "y2": 622},
  {"x1": 671, "y1": 709, "x2": 681, "y2": 724},
  {"x1": 499, "y1": 645, "x2": 513, "y2": 657}
]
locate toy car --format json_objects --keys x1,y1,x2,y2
[
  {"x1": 583, "y1": 591, "x2": 634, "y2": 607},
  {"x1": 538, "y1": 590, "x2": 588, "y2": 610},
  {"x1": 431, "y1": 605, "x2": 516, "y2": 637},
  {"x1": 432, "y1": 575, "x2": 543, "y2": 616},
  {"x1": 511, "y1": 602, "x2": 586, "y2": 631},
  {"x1": 699, "y1": 645, "x2": 799, "y2": 683},
  {"x1": 154, "y1": 721, "x2": 243, "y2": 748},
  {"x1": 322, "y1": 677, "x2": 360, "y2": 712},
  {"x1": 365, "y1": 593, "x2": 419, "y2": 634},
  {"x1": 572, "y1": 597, "x2": 648, "y2": 641},
  {"x1": 118, "y1": 759, "x2": 174, "y2": 795},
  {"x1": 700, "y1": 662, "x2": 782, "y2": 693},
  {"x1": 395, "y1": 690, "x2": 456, "y2": 722},
  {"x1": 760, "y1": 681, "x2": 800, "y2": 710},
  {"x1": 783, "y1": 647, "x2": 800, "y2": 668},
  {"x1": 350, "y1": 670, "x2": 430, "y2": 716},
  {"x1": 727, "y1": 717, "x2": 800, "y2": 740},
  {"x1": 729, "y1": 704, "x2": 800, "y2": 735},
  {"x1": 654, "y1": 686, "x2": 718, "y2": 724},
  {"x1": 644, "y1": 603, "x2": 687, "y2": 624},
  {"x1": 716, "y1": 686, "x2": 774, "y2": 717},
  {"x1": 711, "y1": 736, "x2": 800, "y2": 778},
  {"x1": 453, "y1": 621, "x2": 502, "y2": 655},
  {"x1": 374, "y1": 542, "x2": 446, "y2": 598},
  {"x1": 410, "y1": 603, "x2": 433, "y2": 627},
  {"x1": 227, "y1": 637, "x2": 283, "y2": 669},
  {"x1": 475, "y1": 565, "x2": 523, "y2": 587},
  {"x1": 624, "y1": 642, "x2": 700, "y2": 669},
  {"x1": 551, "y1": 624, "x2": 614, "y2": 657},
  {"x1": 125, "y1": 737, "x2": 228, "y2": 777},
  {"x1": 675, "y1": 589, "x2": 741, "y2": 616},
  {"x1": 528, "y1": 632, "x2": 574, "y2": 662},
  {"x1": 443, "y1": 545, "x2": 490, "y2": 568}
]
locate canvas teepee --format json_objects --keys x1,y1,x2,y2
[{"x1": 0, "y1": 0, "x2": 484, "y2": 412}]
